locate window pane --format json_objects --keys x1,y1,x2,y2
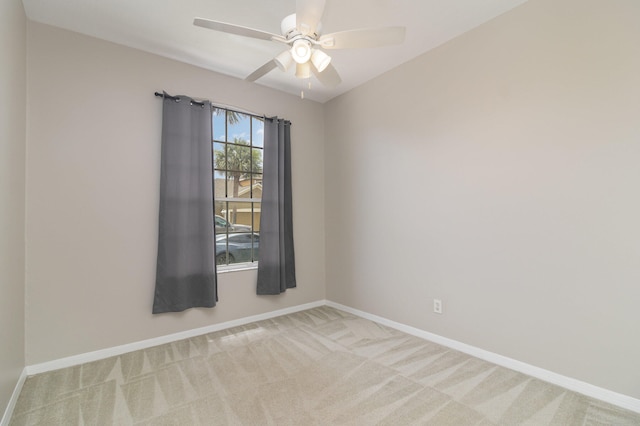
[
  {"x1": 227, "y1": 112, "x2": 250, "y2": 143},
  {"x1": 212, "y1": 108, "x2": 226, "y2": 141},
  {"x1": 252, "y1": 117, "x2": 264, "y2": 148},
  {"x1": 227, "y1": 202, "x2": 252, "y2": 231},
  {"x1": 251, "y1": 173, "x2": 262, "y2": 198},
  {"x1": 252, "y1": 147, "x2": 263, "y2": 174},
  {"x1": 213, "y1": 142, "x2": 226, "y2": 170},
  {"x1": 226, "y1": 173, "x2": 238, "y2": 197},
  {"x1": 214, "y1": 201, "x2": 229, "y2": 236},
  {"x1": 225, "y1": 144, "x2": 252, "y2": 172},
  {"x1": 217, "y1": 201, "x2": 258, "y2": 264},
  {"x1": 214, "y1": 172, "x2": 226, "y2": 198},
  {"x1": 215, "y1": 231, "x2": 259, "y2": 265}
]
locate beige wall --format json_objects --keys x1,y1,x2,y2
[
  {"x1": 0, "y1": 0, "x2": 27, "y2": 415},
  {"x1": 25, "y1": 22, "x2": 325, "y2": 364},
  {"x1": 325, "y1": 0, "x2": 640, "y2": 400}
]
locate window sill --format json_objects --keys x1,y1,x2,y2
[{"x1": 217, "y1": 262, "x2": 258, "y2": 274}]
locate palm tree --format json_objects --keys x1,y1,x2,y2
[
  {"x1": 214, "y1": 137, "x2": 263, "y2": 223},
  {"x1": 213, "y1": 108, "x2": 241, "y2": 125}
]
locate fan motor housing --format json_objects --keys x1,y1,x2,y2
[{"x1": 281, "y1": 13, "x2": 322, "y2": 39}]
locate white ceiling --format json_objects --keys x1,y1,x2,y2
[{"x1": 22, "y1": 0, "x2": 529, "y2": 103}]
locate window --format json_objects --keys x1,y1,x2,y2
[{"x1": 212, "y1": 108, "x2": 263, "y2": 267}]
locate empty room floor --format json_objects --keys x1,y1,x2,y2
[{"x1": 9, "y1": 306, "x2": 640, "y2": 425}]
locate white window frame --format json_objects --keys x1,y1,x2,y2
[{"x1": 212, "y1": 107, "x2": 263, "y2": 271}]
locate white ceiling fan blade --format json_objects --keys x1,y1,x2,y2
[
  {"x1": 296, "y1": 0, "x2": 326, "y2": 36},
  {"x1": 312, "y1": 62, "x2": 341, "y2": 88},
  {"x1": 245, "y1": 60, "x2": 278, "y2": 82},
  {"x1": 319, "y1": 26, "x2": 406, "y2": 49},
  {"x1": 194, "y1": 18, "x2": 281, "y2": 42}
]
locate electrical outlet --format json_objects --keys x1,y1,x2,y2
[{"x1": 433, "y1": 299, "x2": 443, "y2": 314}]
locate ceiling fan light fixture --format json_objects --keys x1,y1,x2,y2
[
  {"x1": 295, "y1": 62, "x2": 311, "y2": 79},
  {"x1": 311, "y1": 49, "x2": 331, "y2": 72},
  {"x1": 291, "y1": 39, "x2": 312, "y2": 64},
  {"x1": 275, "y1": 50, "x2": 294, "y2": 71}
]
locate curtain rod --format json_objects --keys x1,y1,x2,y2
[
  {"x1": 154, "y1": 91, "x2": 206, "y2": 107},
  {"x1": 154, "y1": 91, "x2": 287, "y2": 124}
]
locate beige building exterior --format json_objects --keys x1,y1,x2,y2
[{"x1": 214, "y1": 178, "x2": 262, "y2": 231}]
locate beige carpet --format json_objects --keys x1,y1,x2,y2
[{"x1": 9, "y1": 306, "x2": 640, "y2": 425}]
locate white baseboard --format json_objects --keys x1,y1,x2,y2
[
  {"x1": 1, "y1": 368, "x2": 27, "y2": 426},
  {"x1": 325, "y1": 300, "x2": 640, "y2": 414},
  {"x1": 25, "y1": 300, "x2": 325, "y2": 376}
]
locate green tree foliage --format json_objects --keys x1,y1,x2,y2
[
  {"x1": 214, "y1": 137, "x2": 263, "y2": 222},
  {"x1": 214, "y1": 108, "x2": 240, "y2": 125}
]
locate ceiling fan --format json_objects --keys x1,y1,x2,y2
[{"x1": 194, "y1": 0, "x2": 405, "y2": 88}]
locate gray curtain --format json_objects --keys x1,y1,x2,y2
[
  {"x1": 153, "y1": 94, "x2": 217, "y2": 313},
  {"x1": 257, "y1": 118, "x2": 296, "y2": 295}
]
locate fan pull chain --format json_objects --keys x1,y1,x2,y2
[{"x1": 300, "y1": 78, "x2": 312, "y2": 99}]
